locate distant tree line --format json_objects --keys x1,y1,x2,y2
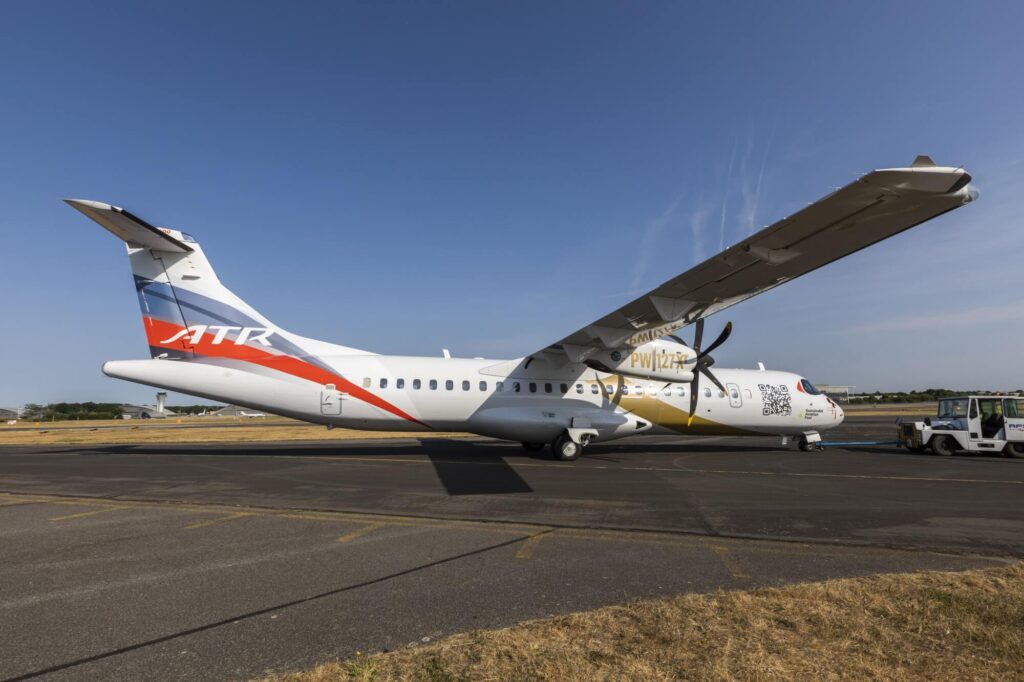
[
  {"x1": 847, "y1": 389, "x2": 1024, "y2": 405},
  {"x1": 18, "y1": 402, "x2": 223, "y2": 420}
]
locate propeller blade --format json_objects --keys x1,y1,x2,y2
[
  {"x1": 702, "y1": 366, "x2": 728, "y2": 394},
  {"x1": 687, "y1": 372, "x2": 700, "y2": 426},
  {"x1": 692, "y1": 319, "x2": 705, "y2": 355},
  {"x1": 698, "y1": 321, "x2": 732, "y2": 359}
]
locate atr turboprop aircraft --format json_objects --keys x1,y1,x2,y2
[{"x1": 69, "y1": 156, "x2": 976, "y2": 460}]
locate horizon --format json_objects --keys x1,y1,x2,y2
[{"x1": 2, "y1": 3, "x2": 1023, "y2": 405}]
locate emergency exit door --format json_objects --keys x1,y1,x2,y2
[{"x1": 320, "y1": 384, "x2": 343, "y2": 415}]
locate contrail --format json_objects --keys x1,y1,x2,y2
[{"x1": 719, "y1": 137, "x2": 738, "y2": 251}]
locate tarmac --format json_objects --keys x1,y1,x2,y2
[{"x1": 1, "y1": 415, "x2": 1021, "y2": 681}]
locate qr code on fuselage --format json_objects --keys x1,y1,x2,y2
[{"x1": 759, "y1": 383, "x2": 792, "y2": 416}]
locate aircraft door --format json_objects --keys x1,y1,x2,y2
[
  {"x1": 726, "y1": 383, "x2": 743, "y2": 408},
  {"x1": 320, "y1": 384, "x2": 343, "y2": 416}
]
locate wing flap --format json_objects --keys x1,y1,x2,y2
[{"x1": 65, "y1": 199, "x2": 193, "y2": 253}]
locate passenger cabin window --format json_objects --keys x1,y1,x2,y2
[
  {"x1": 479, "y1": 381, "x2": 487, "y2": 391},
  {"x1": 462, "y1": 380, "x2": 470, "y2": 391},
  {"x1": 591, "y1": 384, "x2": 599, "y2": 394},
  {"x1": 677, "y1": 386, "x2": 685, "y2": 397},
  {"x1": 496, "y1": 381, "x2": 504, "y2": 392},
  {"x1": 413, "y1": 379, "x2": 421, "y2": 390},
  {"x1": 396, "y1": 378, "x2": 405, "y2": 389},
  {"x1": 380, "y1": 378, "x2": 388, "y2": 389},
  {"x1": 362, "y1": 377, "x2": 371, "y2": 388},
  {"x1": 445, "y1": 380, "x2": 454, "y2": 390},
  {"x1": 560, "y1": 383, "x2": 568, "y2": 393},
  {"x1": 513, "y1": 382, "x2": 520, "y2": 393},
  {"x1": 576, "y1": 384, "x2": 584, "y2": 394},
  {"x1": 544, "y1": 383, "x2": 552, "y2": 394},
  {"x1": 622, "y1": 386, "x2": 629, "y2": 395},
  {"x1": 429, "y1": 380, "x2": 438, "y2": 390},
  {"x1": 704, "y1": 388, "x2": 712, "y2": 398},
  {"x1": 605, "y1": 384, "x2": 614, "y2": 394},
  {"x1": 663, "y1": 387, "x2": 671, "y2": 396},
  {"x1": 717, "y1": 390, "x2": 725, "y2": 398},
  {"x1": 730, "y1": 388, "x2": 739, "y2": 399},
  {"x1": 529, "y1": 382, "x2": 537, "y2": 393}
]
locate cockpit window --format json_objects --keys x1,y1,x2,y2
[
  {"x1": 800, "y1": 379, "x2": 821, "y2": 395},
  {"x1": 180, "y1": 232, "x2": 197, "y2": 243}
]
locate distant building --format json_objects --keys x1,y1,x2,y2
[
  {"x1": 0, "y1": 407, "x2": 19, "y2": 421},
  {"x1": 120, "y1": 404, "x2": 177, "y2": 420},
  {"x1": 816, "y1": 385, "x2": 854, "y2": 404},
  {"x1": 214, "y1": 405, "x2": 267, "y2": 417}
]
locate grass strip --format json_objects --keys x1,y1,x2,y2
[{"x1": 260, "y1": 562, "x2": 1024, "y2": 681}]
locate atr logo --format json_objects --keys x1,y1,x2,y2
[{"x1": 160, "y1": 325, "x2": 274, "y2": 347}]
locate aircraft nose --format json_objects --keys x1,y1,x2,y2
[{"x1": 835, "y1": 405, "x2": 845, "y2": 423}]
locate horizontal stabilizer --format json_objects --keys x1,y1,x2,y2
[{"x1": 65, "y1": 199, "x2": 193, "y2": 253}]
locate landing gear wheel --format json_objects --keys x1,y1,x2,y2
[
  {"x1": 521, "y1": 442, "x2": 545, "y2": 452},
  {"x1": 797, "y1": 435, "x2": 816, "y2": 452},
  {"x1": 931, "y1": 435, "x2": 957, "y2": 457},
  {"x1": 1004, "y1": 442, "x2": 1024, "y2": 458},
  {"x1": 552, "y1": 434, "x2": 581, "y2": 461}
]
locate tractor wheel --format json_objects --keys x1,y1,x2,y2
[
  {"x1": 1004, "y1": 442, "x2": 1024, "y2": 458},
  {"x1": 930, "y1": 435, "x2": 957, "y2": 457}
]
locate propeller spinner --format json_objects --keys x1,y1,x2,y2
[{"x1": 670, "y1": 319, "x2": 733, "y2": 426}]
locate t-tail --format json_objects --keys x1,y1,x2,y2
[{"x1": 67, "y1": 199, "x2": 369, "y2": 364}]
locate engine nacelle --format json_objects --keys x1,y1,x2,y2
[{"x1": 586, "y1": 339, "x2": 695, "y2": 383}]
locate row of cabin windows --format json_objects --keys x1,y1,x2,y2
[{"x1": 360, "y1": 377, "x2": 740, "y2": 400}]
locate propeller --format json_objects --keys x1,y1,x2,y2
[{"x1": 670, "y1": 319, "x2": 733, "y2": 426}]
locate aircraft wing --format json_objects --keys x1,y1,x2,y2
[
  {"x1": 65, "y1": 199, "x2": 193, "y2": 253},
  {"x1": 533, "y1": 157, "x2": 976, "y2": 363}
]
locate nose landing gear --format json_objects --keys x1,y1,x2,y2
[{"x1": 797, "y1": 432, "x2": 823, "y2": 452}]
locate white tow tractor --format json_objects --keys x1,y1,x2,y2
[{"x1": 899, "y1": 396, "x2": 1024, "y2": 458}]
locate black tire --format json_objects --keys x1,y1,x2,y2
[
  {"x1": 1004, "y1": 442, "x2": 1024, "y2": 459},
  {"x1": 552, "y1": 434, "x2": 581, "y2": 461},
  {"x1": 797, "y1": 435, "x2": 815, "y2": 452},
  {"x1": 521, "y1": 442, "x2": 545, "y2": 452},
  {"x1": 931, "y1": 435, "x2": 957, "y2": 457}
]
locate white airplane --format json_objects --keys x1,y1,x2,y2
[{"x1": 68, "y1": 156, "x2": 976, "y2": 460}]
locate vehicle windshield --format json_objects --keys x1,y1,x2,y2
[{"x1": 937, "y1": 398, "x2": 969, "y2": 419}]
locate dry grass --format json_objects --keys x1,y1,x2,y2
[
  {"x1": 0, "y1": 417, "x2": 470, "y2": 446},
  {"x1": 260, "y1": 563, "x2": 1024, "y2": 682}
]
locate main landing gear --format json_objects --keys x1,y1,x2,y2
[
  {"x1": 552, "y1": 433, "x2": 582, "y2": 461},
  {"x1": 524, "y1": 427, "x2": 598, "y2": 462}
]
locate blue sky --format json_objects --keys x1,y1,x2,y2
[{"x1": 1, "y1": 1, "x2": 1023, "y2": 406}]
